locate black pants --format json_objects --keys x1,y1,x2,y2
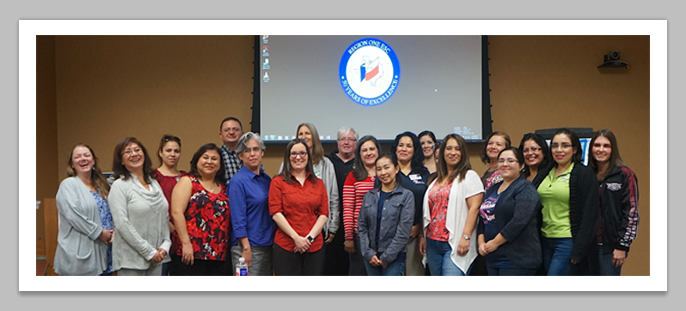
[
  {"x1": 273, "y1": 244, "x2": 324, "y2": 276},
  {"x1": 323, "y1": 230, "x2": 350, "y2": 275},
  {"x1": 173, "y1": 258, "x2": 228, "y2": 276}
]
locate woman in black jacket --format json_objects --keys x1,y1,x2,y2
[
  {"x1": 588, "y1": 129, "x2": 639, "y2": 276},
  {"x1": 477, "y1": 147, "x2": 541, "y2": 276}
]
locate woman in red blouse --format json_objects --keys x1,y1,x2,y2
[
  {"x1": 154, "y1": 134, "x2": 187, "y2": 276},
  {"x1": 170, "y1": 143, "x2": 230, "y2": 276},
  {"x1": 269, "y1": 138, "x2": 329, "y2": 276}
]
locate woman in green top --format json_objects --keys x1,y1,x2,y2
[{"x1": 538, "y1": 128, "x2": 599, "y2": 276}]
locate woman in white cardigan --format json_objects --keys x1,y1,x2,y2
[
  {"x1": 54, "y1": 144, "x2": 114, "y2": 276},
  {"x1": 108, "y1": 137, "x2": 171, "y2": 276},
  {"x1": 420, "y1": 134, "x2": 484, "y2": 276}
]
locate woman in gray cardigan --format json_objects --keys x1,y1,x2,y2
[
  {"x1": 477, "y1": 147, "x2": 542, "y2": 276},
  {"x1": 54, "y1": 144, "x2": 114, "y2": 276},
  {"x1": 109, "y1": 137, "x2": 171, "y2": 276}
]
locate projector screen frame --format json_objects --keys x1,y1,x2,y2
[{"x1": 250, "y1": 35, "x2": 493, "y2": 145}]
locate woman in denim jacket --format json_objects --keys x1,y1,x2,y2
[{"x1": 358, "y1": 153, "x2": 415, "y2": 276}]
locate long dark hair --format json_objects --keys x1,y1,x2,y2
[
  {"x1": 588, "y1": 129, "x2": 627, "y2": 179},
  {"x1": 418, "y1": 130, "x2": 437, "y2": 159},
  {"x1": 518, "y1": 133, "x2": 552, "y2": 178},
  {"x1": 352, "y1": 135, "x2": 381, "y2": 181},
  {"x1": 188, "y1": 143, "x2": 227, "y2": 186},
  {"x1": 280, "y1": 138, "x2": 316, "y2": 185},
  {"x1": 431, "y1": 133, "x2": 472, "y2": 184},
  {"x1": 296, "y1": 123, "x2": 325, "y2": 165},
  {"x1": 112, "y1": 137, "x2": 154, "y2": 184},
  {"x1": 391, "y1": 131, "x2": 428, "y2": 175},
  {"x1": 67, "y1": 143, "x2": 110, "y2": 199}
]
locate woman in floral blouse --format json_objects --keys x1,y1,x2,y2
[{"x1": 171, "y1": 143, "x2": 231, "y2": 275}]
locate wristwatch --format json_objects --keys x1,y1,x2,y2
[
  {"x1": 306, "y1": 235, "x2": 314, "y2": 243},
  {"x1": 462, "y1": 234, "x2": 471, "y2": 240}
]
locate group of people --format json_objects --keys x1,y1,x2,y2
[{"x1": 53, "y1": 116, "x2": 639, "y2": 277}]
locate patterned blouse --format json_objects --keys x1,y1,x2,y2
[
  {"x1": 177, "y1": 175, "x2": 231, "y2": 261},
  {"x1": 426, "y1": 183, "x2": 452, "y2": 242},
  {"x1": 91, "y1": 190, "x2": 113, "y2": 274}
]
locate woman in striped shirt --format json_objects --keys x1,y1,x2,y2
[{"x1": 342, "y1": 135, "x2": 380, "y2": 276}]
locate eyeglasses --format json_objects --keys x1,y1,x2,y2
[
  {"x1": 122, "y1": 147, "x2": 142, "y2": 156},
  {"x1": 338, "y1": 137, "x2": 356, "y2": 143},
  {"x1": 522, "y1": 147, "x2": 541, "y2": 153},
  {"x1": 290, "y1": 151, "x2": 308, "y2": 158},
  {"x1": 550, "y1": 143, "x2": 573, "y2": 149},
  {"x1": 497, "y1": 158, "x2": 518, "y2": 164}
]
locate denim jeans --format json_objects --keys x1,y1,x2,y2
[
  {"x1": 425, "y1": 238, "x2": 469, "y2": 276},
  {"x1": 364, "y1": 258, "x2": 406, "y2": 276},
  {"x1": 597, "y1": 245, "x2": 623, "y2": 276},
  {"x1": 542, "y1": 237, "x2": 576, "y2": 276}
]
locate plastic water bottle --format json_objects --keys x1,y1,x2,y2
[{"x1": 236, "y1": 257, "x2": 248, "y2": 276}]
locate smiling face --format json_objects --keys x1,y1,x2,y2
[
  {"x1": 289, "y1": 142, "x2": 308, "y2": 172},
  {"x1": 197, "y1": 149, "x2": 221, "y2": 177},
  {"x1": 551, "y1": 133, "x2": 577, "y2": 167},
  {"x1": 522, "y1": 139, "x2": 543, "y2": 168},
  {"x1": 376, "y1": 156, "x2": 399, "y2": 188},
  {"x1": 395, "y1": 136, "x2": 414, "y2": 164},
  {"x1": 219, "y1": 120, "x2": 243, "y2": 147},
  {"x1": 337, "y1": 131, "x2": 357, "y2": 157},
  {"x1": 297, "y1": 125, "x2": 314, "y2": 149},
  {"x1": 360, "y1": 140, "x2": 379, "y2": 167},
  {"x1": 497, "y1": 150, "x2": 523, "y2": 182},
  {"x1": 592, "y1": 136, "x2": 612, "y2": 164},
  {"x1": 486, "y1": 135, "x2": 507, "y2": 161},
  {"x1": 159, "y1": 141, "x2": 181, "y2": 168},
  {"x1": 121, "y1": 142, "x2": 145, "y2": 173},
  {"x1": 238, "y1": 138, "x2": 264, "y2": 172},
  {"x1": 443, "y1": 137, "x2": 462, "y2": 169},
  {"x1": 420, "y1": 135, "x2": 436, "y2": 159},
  {"x1": 70, "y1": 145, "x2": 94, "y2": 178}
]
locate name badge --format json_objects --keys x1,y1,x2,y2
[{"x1": 409, "y1": 174, "x2": 425, "y2": 184}]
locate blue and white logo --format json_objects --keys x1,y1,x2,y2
[{"x1": 339, "y1": 38, "x2": 400, "y2": 107}]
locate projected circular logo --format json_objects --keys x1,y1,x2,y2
[{"x1": 339, "y1": 38, "x2": 400, "y2": 107}]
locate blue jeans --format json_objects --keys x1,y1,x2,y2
[
  {"x1": 364, "y1": 258, "x2": 405, "y2": 276},
  {"x1": 597, "y1": 245, "x2": 623, "y2": 276},
  {"x1": 542, "y1": 237, "x2": 576, "y2": 276},
  {"x1": 425, "y1": 238, "x2": 469, "y2": 276}
]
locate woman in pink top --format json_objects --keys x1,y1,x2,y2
[{"x1": 342, "y1": 135, "x2": 380, "y2": 276}]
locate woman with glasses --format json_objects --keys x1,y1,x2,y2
[
  {"x1": 170, "y1": 143, "x2": 231, "y2": 276},
  {"x1": 269, "y1": 138, "x2": 329, "y2": 275},
  {"x1": 419, "y1": 130, "x2": 438, "y2": 175},
  {"x1": 109, "y1": 137, "x2": 170, "y2": 276},
  {"x1": 588, "y1": 129, "x2": 640, "y2": 276},
  {"x1": 228, "y1": 132, "x2": 275, "y2": 276},
  {"x1": 518, "y1": 133, "x2": 553, "y2": 187},
  {"x1": 280, "y1": 123, "x2": 339, "y2": 253},
  {"x1": 154, "y1": 134, "x2": 186, "y2": 275},
  {"x1": 477, "y1": 147, "x2": 542, "y2": 276},
  {"x1": 421, "y1": 134, "x2": 484, "y2": 276},
  {"x1": 342, "y1": 135, "x2": 380, "y2": 275},
  {"x1": 54, "y1": 144, "x2": 113, "y2": 276},
  {"x1": 538, "y1": 128, "x2": 599, "y2": 276}
]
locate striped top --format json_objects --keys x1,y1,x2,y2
[{"x1": 342, "y1": 172, "x2": 375, "y2": 240}]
